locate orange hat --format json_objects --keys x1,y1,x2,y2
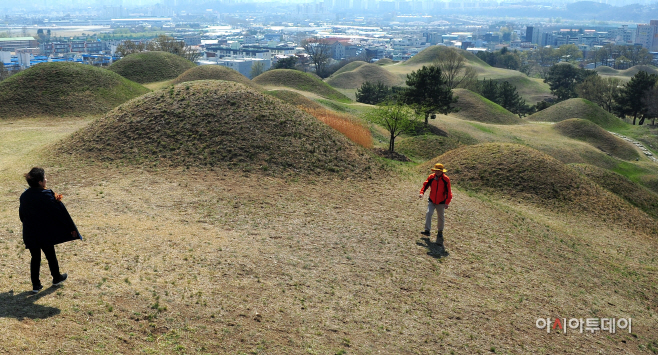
[{"x1": 431, "y1": 163, "x2": 447, "y2": 172}]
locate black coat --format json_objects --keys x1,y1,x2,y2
[{"x1": 19, "y1": 188, "x2": 82, "y2": 249}]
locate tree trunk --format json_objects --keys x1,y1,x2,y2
[
  {"x1": 639, "y1": 117, "x2": 645, "y2": 125},
  {"x1": 633, "y1": 114, "x2": 636, "y2": 125},
  {"x1": 389, "y1": 133, "x2": 395, "y2": 152},
  {"x1": 424, "y1": 113, "x2": 429, "y2": 125}
]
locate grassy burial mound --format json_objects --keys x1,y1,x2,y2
[
  {"x1": 253, "y1": 69, "x2": 351, "y2": 102},
  {"x1": 57, "y1": 80, "x2": 372, "y2": 176},
  {"x1": 527, "y1": 98, "x2": 627, "y2": 130},
  {"x1": 405, "y1": 45, "x2": 488, "y2": 66},
  {"x1": 172, "y1": 65, "x2": 259, "y2": 89},
  {"x1": 427, "y1": 143, "x2": 657, "y2": 229},
  {"x1": 375, "y1": 58, "x2": 395, "y2": 65},
  {"x1": 620, "y1": 64, "x2": 658, "y2": 77},
  {"x1": 396, "y1": 131, "x2": 477, "y2": 161},
  {"x1": 451, "y1": 89, "x2": 524, "y2": 124},
  {"x1": 264, "y1": 89, "x2": 324, "y2": 110},
  {"x1": 0, "y1": 62, "x2": 150, "y2": 119},
  {"x1": 553, "y1": 118, "x2": 639, "y2": 160},
  {"x1": 326, "y1": 63, "x2": 404, "y2": 89},
  {"x1": 594, "y1": 66, "x2": 619, "y2": 75},
  {"x1": 108, "y1": 51, "x2": 196, "y2": 84},
  {"x1": 332, "y1": 61, "x2": 368, "y2": 76},
  {"x1": 571, "y1": 164, "x2": 658, "y2": 219}
]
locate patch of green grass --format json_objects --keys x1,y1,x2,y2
[
  {"x1": 468, "y1": 122, "x2": 496, "y2": 134},
  {"x1": 612, "y1": 161, "x2": 651, "y2": 182}
]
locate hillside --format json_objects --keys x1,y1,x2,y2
[
  {"x1": 0, "y1": 62, "x2": 149, "y2": 118},
  {"x1": 108, "y1": 51, "x2": 196, "y2": 84},
  {"x1": 553, "y1": 118, "x2": 639, "y2": 160},
  {"x1": 326, "y1": 63, "x2": 404, "y2": 89},
  {"x1": 451, "y1": 89, "x2": 524, "y2": 124},
  {"x1": 572, "y1": 163, "x2": 658, "y2": 219},
  {"x1": 56, "y1": 80, "x2": 372, "y2": 176},
  {"x1": 428, "y1": 143, "x2": 656, "y2": 230},
  {"x1": 172, "y1": 65, "x2": 259, "y2": 89},
  {"x1": 405, "y1": 45, "x2": 489, "y2": 66},
  {"x1": 527, "y1": 98, "x2": 627, "y2": 130},
  {"x1": 264, "y1": 89, "x2": 325, "y2": 110},
  {"x1": 253, "y1": 69, "x2": 351, "y2": 102}
]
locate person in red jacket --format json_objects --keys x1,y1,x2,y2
[{"x1": 419, "y1": 163, "x2": 452, "y2": 248}]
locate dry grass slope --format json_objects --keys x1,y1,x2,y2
[
  {"x1": 0, "y1": 62, "x2": 150, "y2": 119},
  {"x1": 264, "y1": 89, "x2": 324, "y2": 110},
  {"x1": 425, "y1": 143, "x2": 657, "y2": 233},
  {"x1": 452, "y1": 89, "x2": 523, "y2": 124},
  {"x1": 253, "y1": 69, "x2": 351, "y2": 102},
  {"x1": 108, "y1": 51, "x2": 196, "y2": 84},
  {"x1": 172, "y1": 65, "x2": 259, "y2": 89},
  {"x1": 405, "y1": 46, "x2": 489, "y2": 66},
  {"x1": 396, "y1": 131, "x2": 477, "y2": 160},
  {"x1": 326, "y1": 63, "x2": 404, "y2": 89},
  {"x1": 553, "y1": 118, "x2": 639, "y2": 161},
  {"x1": 527, "y1": 98, "x2": 627, "y2": 130},
  {"x1": 55, "y1": 80, "x2": 373, "y2": 176},
  {"x1": 571, "y1": 163, "x2": 658, "y2": 219}
]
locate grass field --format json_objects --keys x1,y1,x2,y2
[
  {"x1": 108, "y1": 52, "x2": 196, "y2": 84},
  {"x1": 2, "y1": 74, "x2": 658, "y2": 353},
  {"x1": 253, "y1": 70, "x2": 351, "y2": 103}
]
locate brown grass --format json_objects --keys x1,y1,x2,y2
[
  {"x1": 452, "y1": 89, "x2": 524, "y2": 125},
  {"x1": 553, "y1": 118, "x2": 639, "y2": 161},
  {"x1": 1, "y1": 119, "x2": 658, "y2": 354},
  {"x1": 325, "y1": 63, "x2": 404, "y2": 89},
  {"x1": 302, "y1": 107, "x2": 373, "y2": 148}
]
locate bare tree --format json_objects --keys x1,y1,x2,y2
[
  {"x1": 302, "y1": 37, "x2": 332, "y2": 77},
  {"x1": 115, "y1": 35, "x2": 200, "y2": 63},
  {"x1": 433, "y1": 47, "x2": 478, "y2": 90}
]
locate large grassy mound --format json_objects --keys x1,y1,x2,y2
[
  {"x1": 553, "y1": 118, "x2": 639, "y2": 160},
  {"x1": 451, "y1": 89, "x2": 523, "y2": 124},
  {"x1": 172, "y1": 65, "x2": 258, "y2": 88},
  {"x1": 0, "y1": 62, "x2": 150, "y2": 118},
  {"x1": 57, "y1": 80, "x2": 372, "y2": 176},
  {"x1": 594, "y1": 66, "x2": 619, "y2": 75},
  {"x1": 405, "y1": 46, "x2": 488, "y2": 66},
  {"x1": 396, "y1": 131, "x2": 477, "y2": 160},
  {"x1": 571, "y1": 164, "x2": 658, "y2": 219},
  {"x1": 332, "y1": 61, "x2": 368, "y2": 76},
  {"x1": 527, "y1": 98, "x2": 627, "y2": 130},
  {"x1": 264, "y1": 89, "x2": 324, "y2": 110},
  {"x1": 326, "y1": 63, "x2": 404, "y2": 89},
  {"x1": 253, "y1": 69, "x2": 351, "y2": 102},
  {"x1": 426, "y1": 143, "x2": 655, "y2": 226},
  {"x1": 108, "y1": 51, "x2": 196, "y2": 84},
  {"x1": 376, "y1": 58, "x2": 395, "y2": 65},
  {"x1": 620, "y1": 65, "x2": 658, "y2": 77}
]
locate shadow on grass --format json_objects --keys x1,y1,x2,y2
[
  {"x1": 417, "y1": 237, "x2": 449, "y2": 258},
  {"x1": 0, "y1": 287, "x2": 61, "y2": 320}
]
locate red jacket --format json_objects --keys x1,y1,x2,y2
[{"x1": 420, "y1": 173, "x2": 452, "y2": 205}]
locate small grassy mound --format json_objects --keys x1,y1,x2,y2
[
  {"x1": 56, "y1": 80, "x2": 372, "y2": 176},
  {"x1": 265, "y1": 90, "x2": 324, "y2": 110},
  {"x1": 527, "y1": 98, "x2": 627, "y2": 130},
  {"x1": 405, "y1": 46, "x2": 488, "y2": 66},
  {"x1": 108, "y1": 51, "x2": 196, "y2": 84},
  {"x1": 172, "y1": 65, "x2": 258, "y2": 88},
  {"x1": 396, "y1": 131, "x2": 477, "y2": 161},
  {"x1": 0, "y1": 62, "x2": 150, "y2": 118},
  {"x1": 571, "y1": 164, "x2": 658, "y2": 219},
  {"x1": 376, "y1": 58, "x2": 395, "y2": 66},
  {"x1": 253, "y1": 69, "x2": 351, "y2": 102},
  {"x1": 620, "y1": 65, "x2": 658, "y2": 77},
  {"x1": 594, "y1": 66, "x2": 619, "y2": 75},
  {"x1": 326, "y1": 63, "x2": 404, "y2": 89},
  {"x1": 553, "y1": 119, "x2": 639, "y2": 160},
  {"x1": 332, "y1": 61, "x2": 368, "y2": 76},
  {"x1": 451, "y1": 89, "x2": 523, "y2": 124}
]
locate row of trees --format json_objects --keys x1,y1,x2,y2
[{"x1": 543, "y1": 63, "x2": 658, "y2": 125}]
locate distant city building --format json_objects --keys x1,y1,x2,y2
[
  {"x1": 0, "y1": 37, "x2": 38, "y2": 52},
  {"x1": 525, "y1": 26, "x2": 540, "y2": 45},
  {"x1": 635, "y1": 20, "x2": 658, "y2": 51}
]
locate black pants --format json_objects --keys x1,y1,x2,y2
[{"x1": 28, "y1": 245, "x2": 61, "y2": 288}]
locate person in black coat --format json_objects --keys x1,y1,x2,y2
[{"x1": 19, "y1": 167, "x2": 81, "y2": 294}]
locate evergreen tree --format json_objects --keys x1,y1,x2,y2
[
  {"x1": 401, "y1": 65, "x2": 457, "y2": 125},
  {"x1": 615, "y1": 70, "x2": 658, "y2": 125},
  {"x1": 356, "y1": 81, "x2": 391, "y2": 105}
]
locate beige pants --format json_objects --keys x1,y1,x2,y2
[{"x1": 425, "y1": 201, "x2": 445, "y2": 233}]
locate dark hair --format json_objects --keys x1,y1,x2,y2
[{"x1": 24, "y1": 167, "x2": 45, "y2": 189}]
